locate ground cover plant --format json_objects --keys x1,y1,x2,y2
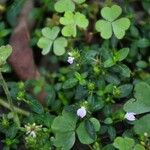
[{"x1": 0, "y1": 0, "x2": 150, "y2": 149}]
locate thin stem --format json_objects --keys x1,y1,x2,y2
[
  {"x1": 0, "y1": 98, "x2": 30, "y2": 116},
  {"x1": 88, "y1": 145, "x2": 93, "y2": 150},
  {"x1": 0, "y1": 72, "x2": 20, "y2": 126}
]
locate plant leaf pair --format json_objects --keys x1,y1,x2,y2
[
  {"x1": 37, "y1": 26, "x2": 68, "y2": 56},
  {"x1": 95, "y1": 5, "x2": 130, "y2": 39},
  {"x1": 54, "y1": 0, "x2": 85, "y2": 13},
  {"x1": 104, "y1": 48, "x2": 129, "y2": 68},
  {"x1": 60, "y1": 11, "x2": 89, "y2": 37}
]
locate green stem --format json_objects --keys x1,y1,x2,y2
[
  {"x1": 0, "y1": 72, "x2": 20, "y2": 126},
  {"x1": 0, "y1": 98, "x2": 30, "y2": 116}
]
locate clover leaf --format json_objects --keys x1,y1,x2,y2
[
  {"x1": 51, "y1": 110, "x2": 77, "y2": 150},
  {"x1": 113, "y1": 137, "x2": 135, "y2": 150},
  {"x1": 51, "y1": 111, "x2": 100, "y2": 149},
  {"x1": 95, "y1": 5, "x2": 130, "y2": 39},
  {"x1": 124, "y1": 82, "x2": 150, "y2": 114},
  {"x1": 113, "y1": 137, "x2": 145, "y2": 150},
  {"x1": 37, "y1": 26, "x2": 68, "y2": 56},
  {"x1": 0, "y1": 45, "x2": 12, "y2": 66},
  {"x1": 60, "y1": 11, "x2": 89, "y2": 37},
  {"x1": 54, "y1": 0, "x2": 85, "y2": 13}
]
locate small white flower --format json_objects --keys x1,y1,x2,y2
[
  {"x1": 25, "y1": 123, "x2": 42, "y2": 138},
  {"x1": 125, "y1": 112, "x2": 136, "y2": 121},
  {"x1": 77, "y1": 106, "x2": 87, "y2": 118},
  {"x1": 67, "y1": 56, "x2": 74, "y2": 64},
  {"x1": 30, "y1": 131, "x2": 36, "y2": 138}
]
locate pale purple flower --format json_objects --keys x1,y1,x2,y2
[
  {"x1": 125, "y1": 112, "x2": 136, "y2": 121},
  {"x1": 77, "y1": 106, "x2": 87, "y2": 118},
  {"x1": 67, "y1": 56, "x2": 74, "y2": 64}
]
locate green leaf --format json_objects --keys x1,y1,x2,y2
[
  {"x1": 113, "y1": 137, "x2": 135, "y2": 150},
  {"x1": 76, "y1": 118, "x2": 100, "y2": 144},
  {"x1": 73, "y1": 0, "x2": 85, "y2": 4},
  {"x1": 54, "y1": 0, "x2": 85, "y2": 13},
  {"x1": 124, "y1": 82, "x2": 150, "y2": 114},
  {"x1": 101, "y1": 5, "x2": 122, "y2": 22},
  {"x1": 38, "y1": 26, "x2": 60, "y2": 55},
  {"x1": 51, "y1": 110, "x2": 77, "y2": 132},
  {"x1": 90, "y1": 118, "x2": 101, "y2": 132},
  {"x1": 107, "y1": 126, "x2": 116, "y2": 141},
  {"x1": 115, "y1": 48, "x2": 129, "y2": 61},
  {"x1": 134, "y1": 114, "x2": 150, "y2": 135},
  {"x1": 104, "y1": 118, "x2": 113, "y2": 124},
  {"x1": 53, "y1": 131, "x2": 75, "y2": 150},
  {"x1": 134, "y1": 144, "x2": 145, "y2": 150},
  {"x1": 37, "y1": 37, "x2": 53, "y2": 55},
  {"x1": 113, "y1": 64, "x2": 131, "y2": 78},
  {"x1": 38, "y1": 26, "x2": 68, "y2": 55},
  {"x1": 6, "y1": 0, "x2": 26, "y2": 27},
  {"x1": 62, "y1": 25, "x2": 76, "y2": 37},
  {"x1": 60, "y1": 11, "x2": 89, "y2": 37},
  {"x1": 95, "y1": 20, "x2": 112, "y2": 39},
  {"x1": 105, "y1": 73, "x2": 120, "y2": 85},
  {"x1": 136, "y1": 38, "x2": 150, "y2": 48},
  {"x1": 104, "y1": 57, "x2": 115, "y2": 68},
  {"x1": 51, "y1": 110, "x2": 77, "y2": 149},
  {"x1": 60, "y1": 11, "x2": 74, "y2": 25},
  {"x1": 53, "y1": 37, "x2": 68, "y2": 56},
  {"x1": 85, "y1": 120, "x2": 96, "y2": 140},
  {"x1": 75, "y1": 12, "x2": 89, "y2": 29},
  {"x1": 76, "y1": 121, "x2": 95, "y2": 144},
  {"x1": 0, "y1": 45, "x2": 12, "y2": 66},
  {"x1": 95, "y1": 5, "x2": 130, "y2": 39},
  {"x1": 112, "y1": 18, "x2": 130, "y2": 39},
  {"x1": 117, "y1": 84, "x2": 133, "y2": 98},
  {"x1": 42, "y1": 26, "x2": 60, "y2": 40},
  {"x1": 54, "y1": 0, "x2": 75, "y2": 13},
  {"x1": 27, "y1": 95, "x2": 44, "y2": 114},
  {"x1": 63, "y1": 78, "x2": 78, "y2": 89},
  {"x1": 136, "y1": 60, "x2": 148, "y2": 69}
]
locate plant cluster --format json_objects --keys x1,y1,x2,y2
[{"x1": 0, "y1": 0, "x2": 150, "y2": 150}]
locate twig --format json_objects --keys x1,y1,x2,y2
[
  {"x1": 0, "y1": 72, "x2": 20, "y2": 126},
  {"x1": 0, "y1": 98, "x2": 30, "y2": 116}
]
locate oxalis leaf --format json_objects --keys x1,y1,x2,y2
[
  {"x1": 113, "y1": 137, "x2": 135, "y2": 150},
  {"x1": 37, "y1": 26, "x2": 68, "y2": 56},
  {"x1": 124, "y1": 82, "x2": 150, "y2": 114},
  {"x1": 95, "y1": 5, "x2": 130, "y2": 39},
  {"x1": 60, "y1": 11, "x2": 89, "y2": 37},
  {"x1": 0, "y1": 45, "x2": 12, "y2": 66},
  {"x1": 53, "y1": 132, "x2": 75, "y2": 150},
  {"x1": 51, "y1": 110, "x2": 77, "y2": 132},
  {"x1": 54, "y1": 0, "x2": 85, "y2": 13},
  {"x1": 134, "y1": 114, "x2": 150, "y2": 136},
  {"x1": 51, "y1": 110, "x2": 77, "y2": 149}
]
